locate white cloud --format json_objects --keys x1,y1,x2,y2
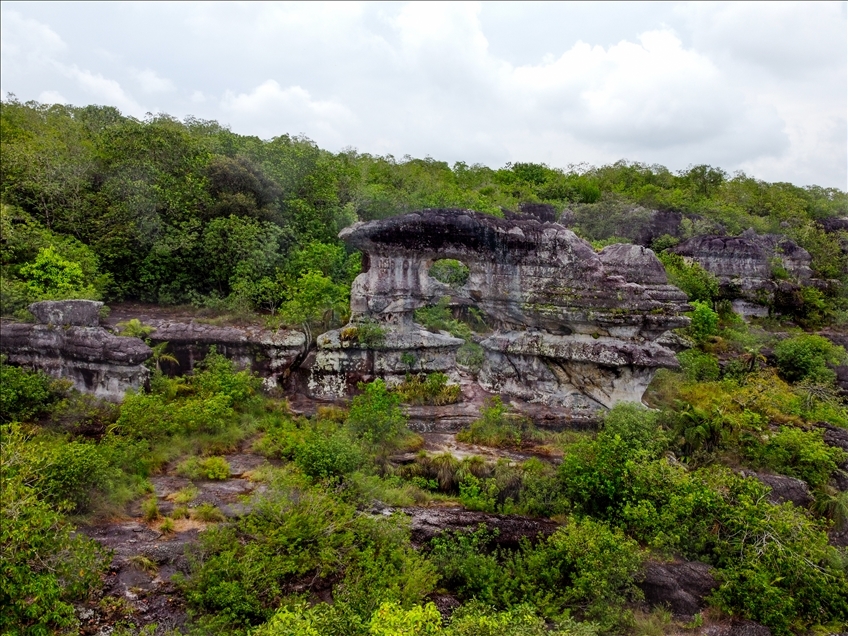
[
  {"x1": 0, "y1": 1, "x2": 844, "y2": 188},
  {"x1": 37, "y1": 89, "x2": 67, "y2": 104},
  {"x1": 221, "y1": 80, "x2": 356, "y2": 141},
  {"x1": 0, "y1": 9, "x2": 65, "y2": 60},
  {"x1": 135, "y1": 69, "x2": 175, "y2": 93},
  {"x1": 64, "y1": 66, "x2": 144, "y2": 116}
]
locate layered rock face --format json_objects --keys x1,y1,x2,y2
[
  {"x1": 312, "y1": 210, "x2": 690, "y2": 420},
  {"x1": 0, "y1": 300, "x2": 151, "y2": 401},
  {"x1": 672, "y1": 229, "x2": 814, "y2": 317},
  {"x1": 104, "y1": 316, "x2": 307, "y2": 390}
]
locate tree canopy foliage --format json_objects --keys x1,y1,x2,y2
[{"x1": 2, "y1": 97, "x2": 845, "y2": 322}]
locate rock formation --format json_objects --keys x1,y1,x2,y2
[
  {"x1": 103, "y1": 312, "x2": 307, "y2": 390},
  {"x1": 671, "y1": 230, "x2": 815, "y2": 317},
  {"x1": 0, "y1": 300, "x2": 151, "y2": 401},
  {"x1": 311, "y1": 209, "x2": 690, "y2": 422}
]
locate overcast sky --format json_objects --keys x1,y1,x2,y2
[{"x1": 2, "y1": 1, "x2": 846, "y2": 189}]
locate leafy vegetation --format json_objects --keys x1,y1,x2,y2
[{"x1": 2, "y1": 97, "x2": 848, "y2": 635}]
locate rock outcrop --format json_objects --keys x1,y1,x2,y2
[
  {"x1": 639, "y1": 559, "x2": 717, "y2": 618},
  {"x1": 0, "y1": 300, "x2": 151, "y2": 401},
  {"x1": 312, "y1": 210, "x2": 690, "y2": 422},
  {"x1": 741, "y1": 471, "x2": 813, "y2": 508},
  {"x1": 672, "y1": 230, "x2": 815, "y2": 317},
  {"x1": 105, "y1": 315, "x2": 307, "y2": 390}
]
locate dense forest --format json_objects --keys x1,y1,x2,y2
[{"x1": 2, "y1": 98, "x2": 848, "y2": 636}]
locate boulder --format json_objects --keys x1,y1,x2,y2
[
  {"x1": 28, "y1": 299, "x2": 103, "y2": 327},
  {"x1": 1, "y1": 317, "x2": 151, "y2": 401},
  {"x1": 742, "y1": 471, "x2": 813, "y2": 507},
  {"x1": 397, "y1": 506, "x2": 558, "y2": 548},
  {"x1": 671, "y1": 230, "x2": 816, "y2": 316},
  {"x1": 638, "y1": 559, "x2": 717, "y2": 618}
]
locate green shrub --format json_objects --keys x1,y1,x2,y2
[
  {"x1": 18, "y1": 245, "x2": 98, "y2": 300},
  {"x1": 394, "y1": 372, "x2": 461, "y2": 405},
  {"x1": 190, "y1": 348, "x2": 261, "y2": 409},
  {"x1": 456, "y1": 341, "x2": 485, "y2": 373},
  {"x1": 183, "y1": 473, "x2": 434, "y2": 630},
  {"x1": 176, "y1": 456, "x2": 231, "y2": 480},
  {"x1": 677, "y1": 350, "x2": 720, "y2": 382},
  {"x1": 347, "y1": 379, "x2": 408, "y2": 456},
  {"x1": 192, "y1": 502, "x2": 226, "y2": 523},
  {"x1": 294, "y1": 429, "x2": 362, "y2": 479},
  {"x1": 116, "y1": 318, "x2": 154, "y2": 339},
  {"x1": 658, "y1": 252, "x2": 719, "y2": 303},
  {"x1": 414, "y1": 297, "x2": 472, "y2": 339},
  {"x1": 687, "y1": 301, "x2": 719, "y2": 345},
  {"x1": 457, "y1": 397, "x2": 539, "y2": 448},
  {"x1": 744, "y1": 426, "x2": 844, "y2": 488},
  {"x1": 429, "y1": 259, "x2": 470, "y2": 287},
  {"x1": 430, "y1": 518, "x2": 643, "y2": 629},
  {"x1": 1, "y1": 426, "x2": 109, "y2": 634},
  {"x1": 142, "y1": 496, "x2": 160, "y2": 521},
  {"x1": 26, "y1": 436, "x2": 115, "y2": 512},
  {"x1": 0, "y1": 357, "x2": 58, "y2": 422},
  {"x1": 773, "y1": 334, "x2": 846, "y2": 384}
]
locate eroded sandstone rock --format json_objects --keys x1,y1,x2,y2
[
  {"x1": 672, "y1": 230, "x2": 816, "y2": 317},
  {"x1": 639, "y1": 559, "x2": 717, "y2": 618},
  {"x1": 1, "y1": 300, "x2": 151, "y2": 400},
  {"x1": 124, "y1": 319, "x2": 306, "y2": 389},
  {"x1": 313, "y1": 209, "x2": 690, "y2": 420}
]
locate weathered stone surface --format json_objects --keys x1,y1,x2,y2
[
  {"x1": 28, "y1": 299, "x2": 103, "y2": 327},
  {"x1": 638, "y1": 559, "x2": 717, "y2": 618},
  {"x1": 672, "y1": 230, "x2": 815, "y2": 316},
  {"x1": 703, "y1": 621, "x2": 772, "y2": 636},
  {"x1": 398, "y1": 506, "x2": 558, "y2": 548},
  {"x1": 1, "y1": 302, "x2": 151, "y2": 400},
  {"x1": 742, "y1": 470, "x2": 813, "y2": 507},
  {"x1": 137, "y1": 320, "x2": 306, "y2": 389},
  {"x1": 313, "y1": 210, "x2": 690, "y2": 417}
]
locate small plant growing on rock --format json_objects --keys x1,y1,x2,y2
[
  {"x1": 192, "y1": 502, "x2": 226, "y2": 522},
  {"x1": 394, "y1": 372, "x2": 461, "y2": 405},
  {"x1": 127, "y1": 555, "x2": 158, "y2": 575},
  {"x1": 159, "y1": 518, "x2": 175, "y2": 535},
  {"x1": 171, "y1": 505, "x2": 190, "y2": 520},
  {"x1": 116, "y1": 318, "x2": 154, "y2": 339},
  {"x1": 176, "y1": 456, "x2": 230, "y2": 480},
  {"x1": 141, "y1": 496, "x2": 159, "y2": 521}
]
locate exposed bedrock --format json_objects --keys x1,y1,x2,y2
[
  {"x1": 112, "y1": 317, "x2": 307, "y2": 389},
  {"x1": 671, "y1": 229, "x2": 822, "y2": 317},
  {"x1": 312, "y1": 209, "x2": 690, "y2": 420},
  {"x1": 0, "y1": 301, "x2": 151, "y2": 401}
]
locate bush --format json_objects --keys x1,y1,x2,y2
[
  {"x1": 347, "y1": 379, "x2": 409, "y2": 456},
  {"x1": 687, "y1": 301, "x2": 719, "y2": 345},
  {"x1": 430, "y1": 519, "x2": 643, "y2": 629},
  {"x1": 18, "y1": 245, "x2": 98, "y2": 300},
  {"x1": 394, "y1": 372, "x2": 461, "y2": 406},
  {"x1": 176, "y1": 456, "x2": 231, "y2": 480},
  {"x1": 457, "y1": 398, "x2": 539, "y2": 449},
  {"x1": 773, "y1": 334, "x2": 845, "y2": 384},
  {"x1": 294, "y1": 429, "x2": 362, "y2": 479},
  {"x1": 0, "y1": 357, "x2": 58, "y2": 422},
  {"x1": 658, "y1": 252, "x2": 719, "y2": 303},
  {"x1": 744, "y1": 426, "x2": 844, "y2": 488},
  {"x1": 183, "y1": 473, "x2": 434, "y2": 630},
  {"x1": 677, "y1": 350, "x2": 721, "y2": 382},
  {"x1": 1, "y1": 426, "x2": 109, "y2": 634}
]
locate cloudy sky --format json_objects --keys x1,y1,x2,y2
[{"x1": 2, "y1": 1, "x2": 846, "y2": 188}]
